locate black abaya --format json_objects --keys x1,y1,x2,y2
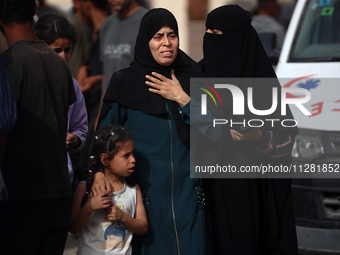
[{"x1": 200, "y1": 5, "x2": 298, "y2": 255}]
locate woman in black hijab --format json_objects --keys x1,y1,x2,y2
[
  {"x1": 96, "y1": 8, "x2": 210, "y2": 255},
  {"x1": 200, "y1": 5, "x2": 298, "y2": 255}
]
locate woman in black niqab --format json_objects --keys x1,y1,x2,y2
[{"x1": 200, "y1": 5, "x2": 298, "y2": 255}]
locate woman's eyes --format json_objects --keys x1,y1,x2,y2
[
  {"x1": 54, "y1": 48, "x2": 62, "y2": 54},
  {"x1": 153, "y1": 34, "x2": 177, "y2": 40},
  {"x1": 53, "y1": 47, "x2": 71, "y2": 54}
]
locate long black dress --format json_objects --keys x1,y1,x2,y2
[{"x1": 200, "y1": 5, "x2": 298, "y2": 255}]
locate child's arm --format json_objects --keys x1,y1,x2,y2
[
  {"x1": 106, "y1": 184, "x2": 148, "y2": 235},
  {"x1": 69, "y1": 182, "x2": 111, "y2": 235}
]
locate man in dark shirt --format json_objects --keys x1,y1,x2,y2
[{"x1": 0, "y1": 0, "x2": 76, "y2": 254}]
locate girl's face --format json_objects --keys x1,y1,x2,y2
[
  {"x1": 106, "y1": 140, "x2": 135, "y2": 177},
  {"x1": 49, "y1": 38, "x2": 72, "y2": 62},
  {"x1": 149, "y1": 25, "x2": 179, "y2": 66}
]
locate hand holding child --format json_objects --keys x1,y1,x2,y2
[{"x1": 91, "y1": 172, "x2": 113, "y2": 197}]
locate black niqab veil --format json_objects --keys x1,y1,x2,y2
[
  {"x1": 201, "y1": 5, "x2": 285, "y2": 123},
  {"x1": 100, "y1": 8, "x2": 202, "y2": 141},
  {"x1": 202, "y1": 4, "x2": 276, "y2": 78}
]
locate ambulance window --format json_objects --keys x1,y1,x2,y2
[{"x1": 289, "y1": 0, "x2": 340, "y2": 62}]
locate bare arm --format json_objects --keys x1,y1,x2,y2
[
  {"x1": 106, "y1": 185, "x2": 148, "y2": 235},
  {"x1": 79, "y1": 75, "x2": 103, "y2": 93},
  {"x1": 76, "y1": 65, "x2": 90, "y2": 84},
  {"x1": 69, "y1": 182, "x2": 111, "y2": 235}
]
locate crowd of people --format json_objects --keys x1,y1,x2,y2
[{"x1": 0, "y1": 0, "x2": 298, "y2": 254}]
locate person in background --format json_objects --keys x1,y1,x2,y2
[
  {"x1": 74, "y1": 0, "x2": 111, "y2": 182},
  {"x1": 70, "y1": 124, "x2": 147, "y2": 254},
  {"x1": 137, "y1": 0, "x2": 149, "y2": 9},
  {"x1": 99, "y1": 0, "x2": 148, "y2": 98},
  {"x1": 278, "y1": 0, "x2": 297, "y2": 30},
  {"x1": 76, "y1": 0, "x2": 110, "y2": 96},
  {"x1": 69, "y1": 0, "x2": 92, "y2": 77},
  {"x1": 34, "y1": 13, "x2": 88, "y2": 189},
  {"x1": 0, "y1": 0, "x2": 76, "y2": 254},
  {"x1": 200, "y1": 5, "x2": 298, "y2": 255},
  {"x1": 251, "y1": 0, "x2": 286, "y2": 50},
  {"x1": 76, "y1": 0, "x2": 111, "y2": 123}
]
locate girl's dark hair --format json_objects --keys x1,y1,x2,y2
[
  {"x1": 81, "y1": 124, "x2": 135, "y2": 207},
  {"x1": 34, "y1": 13, "x2": 76, "y2": 45}
]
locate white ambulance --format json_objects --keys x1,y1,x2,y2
[{"x1": 275, "y1": 0, "x2": 340, "y2": 253}]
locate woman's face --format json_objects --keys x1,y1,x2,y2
[
  {"x1": 49, "y1": 38, "x2": 72, "y2": 62},
  {"x1": 149, "y1": 25, "x2": 179, "y2": 66}
]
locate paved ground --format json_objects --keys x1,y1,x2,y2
[
  {"x1": 63, "y1": 233, "x2": 78, "y2": 255},
  {"x1": 63, "y1": 232, "x2": 330, "y2": 255}
]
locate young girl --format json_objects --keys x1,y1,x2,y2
[
  {"x1": 34, "y1": 14, "x2": 88, "y2": 186},
  {"x1": 69, "y1": 124, "x2": 148, "y2": 254}
]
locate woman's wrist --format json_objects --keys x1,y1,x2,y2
[{"x1": 177, "y1": 93, "x2": 190, "y2": 108}]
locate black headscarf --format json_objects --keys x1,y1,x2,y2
[
  {"x1": 101, "y1": 8, "x2": 202, "y2": 141},
  {"x1": 202, "y1": 4, "x2": 276, "y2": 78}
]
